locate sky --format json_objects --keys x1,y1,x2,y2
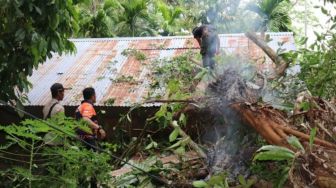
[{"x1": 293, "y1": 0, "x2": 336, "y2": 45}]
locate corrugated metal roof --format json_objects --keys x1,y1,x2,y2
[{"x1": 25, "y1": 32, "x2": 295, "y2": 107}]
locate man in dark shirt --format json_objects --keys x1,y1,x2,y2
[{"x1": 192, "y1": 25, "x2": 220, "y2": 70}]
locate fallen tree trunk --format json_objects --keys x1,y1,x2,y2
[
  {"x1": 230, "y1": 102, "x2": 336, "y2": 150},
  {"x1": 245, "y1": 32, "x2": 289, "y2": 78}
]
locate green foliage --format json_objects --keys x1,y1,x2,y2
[
  {"x1": 77, "y1": 8, "x2": 113, "y2": 37},
  {"x1": 177, "y1": 0, "x2": 244, "y2": 33},
  {"x1": 115, "y1": 0, "x2": 157, "y2": 37},
  {"x1": 169, "y1": 128, "x2": 179, "y2": 142},
  {"x1": 144, "y1": 135, "x2": 158, "y2": 150},
  {"x1": 166, "y1": 121, "x2": 190, "y2": 155},
  {"x1": 295, "y1": 34, "x2": 336, "y2": 98},
  {"x1": 282, "y1": 3, "x2": 336, "y2": 99},
  {"x1": 266, "y1": 70, "x2": 307, "y2": 111},
  {"x1": 149, "y1": 51, "x2": 201, "y2": 99},
  {"x1": 104, "y1": 98, "x2": 116, "y2": 105},
  {"x1": 246, "y1": 0, "x2": 292, "y2": 32},
  {"x1": 110, "y1": 156, "x2": 171, "y2": 187},
  {"x1": 0, "y1": 0, "x2": 80, "y2": 102},
  {"x1": 253, "y1": 145, "x2": 295, "y2": 161},
  {"x1": 287, "y1": 136, "x2": 304, "y2": 151},
  {"x1": 0, "y1": 114, "x2": 112, "y2": 187},
  {"x1": 192, "y1": 172, "x2": 229, "y2": 188},
  {"x1": 154, "y1": 0, "x2": 185, "y2": 36},
  {"x1": 237, "y1": 175, "x2": 255, "y2": 188},
  {"x1": 193, "y1": 180, "x2": 209, "y2": 188},
  {"x1": 122, "y1": 48, "x2": 147, "y2": 61},
  {"x1": 146, "y1": 51, "x2": 200, "y2": 133},
  {"x1": 252, "y1": 146, "x2": 291, "y2": 187},
  {"x1": 112, "y1": 75, "x2": 138, "y2": 84},
  {"x1": 252, "y1": 137, "x2": 305, "y2": 188}
]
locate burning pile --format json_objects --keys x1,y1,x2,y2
[
  {"x1": 190, "y1": 33, "x2": 336, "y2": 187},
  {"x1": 200, "y1": 62, "x2": 263, "y2": 180}
]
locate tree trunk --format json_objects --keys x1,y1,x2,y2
[{"x1": 245, "y1": 32, "x2": 289, "y2": 78}]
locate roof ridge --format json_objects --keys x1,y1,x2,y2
[{"x1": 69, "y1": 32, "x2": 294, "y2": 42}]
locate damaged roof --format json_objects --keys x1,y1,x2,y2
[{"x1": 26, "y1": 33, "x2": 295, "y2": 107}]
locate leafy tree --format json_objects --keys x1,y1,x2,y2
[
  {"x1": 155, "y1": 1, "x2": 184, "y2": 36},
  {"x1": 199, "y1": 0, "x2": 242, "y2": 31},
  {"x1": 77, "y1": 8, "x2": 113, "y2": 37},
  {"x1": 114, "y1": 0, "x2": 157, "y2": 37},
  {"x1": 75, "y1": 0, "x2": 115, "y2": 37},
  {"x1": 246, "y1": 0, "x2": 292, "y2": 32},
  {"x1": 0, "y1": 0, "x2": 81, "y2": 102},
  {"x1": 171, "y1": 0, "x2": 243, "y2": 33},
  {"x1": 295, "y1": 5, "x2": 336, "y2": 98}
]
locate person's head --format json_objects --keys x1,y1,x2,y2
[
  {"x1": 50, "y1": 83, "x2": 65, "y2": 101},
  {"x1": 192, "y1": 26, "x2": 203, "y2": 38},
  {"x1": 83, "y1": 87, "x2": 96, "y2": 103}
]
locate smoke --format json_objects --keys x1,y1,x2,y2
[
  {"x1": 201, "y1": 58, "x2": 262, "y2": 180},
  {"x1": 197, "y1": 0, "x2": 297, "y2": 182},
  {"x1": 200, "y1": 0, "x2": 273, "y2": 33}
]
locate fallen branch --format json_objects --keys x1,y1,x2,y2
[
  {"x1": 110, "y1": 151, "x2": 201, "y2": 177},
  {"x1": 172, "y1": 121, "x2": 207, "y2": 158},
  {"x1": 245, "y1": 32, "x2": 289, "y2": 78},
  {"x1": 316, "y1": 122, "x2": 335, "y2": 142},
  {"x1": 160, "y1": 93, "x2": 206, "y2": 159},
  {"x1": 189, "y1": 58, "x2": 203, "y2": 67}
]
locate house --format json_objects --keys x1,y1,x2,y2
[{"x1": 0, "y1": 33, "x2": 296, "y2": 134}]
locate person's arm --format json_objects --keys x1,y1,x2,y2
[
  {"x1": 216, "y1": 35, "x2": 220, "y2": 55},
  {"x1": 82, "y1": 116, "x2": 106, "y2": 139},
  {"x1": 82, "y1": 116, "x2": 100, "y2": 130},
  {"x1": 195, "y1": 37, "x2": 202, "y2": 47},
  {"x1": 54, "y1": 105, "x2": 65, "y2": 114},
  {"x1": 80, "y1": 104, "x2": 106, "y2": 139}
]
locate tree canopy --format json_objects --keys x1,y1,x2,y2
[
  {"x1": 2, "y1": 0, "x2": 336, "y2": 102},
  {"x1": 0, "y1": 0, "x2": 81, "y2": 102}
]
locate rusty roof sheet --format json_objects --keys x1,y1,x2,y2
[{"x1": 25, "y1": 32, "x2": 295, "y2": 107}]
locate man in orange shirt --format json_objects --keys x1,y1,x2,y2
[{"x1": 75, "y1": 87, "x2": 106, "y2": 148}]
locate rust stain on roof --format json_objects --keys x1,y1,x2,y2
[{"x1": 26, "y1": 33, "x2": 296, "y2": 107}]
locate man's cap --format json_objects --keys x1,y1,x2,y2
[{"x1": 50, "y1": 83, "x2": 65, "y2": 92}]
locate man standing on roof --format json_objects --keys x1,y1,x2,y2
[
  {"x1": 75, "y1": 87, "x2": 106, "y2": 148},
  {"x1": 192, "y1": 25, "x2": 220, "y2": 70},
  {"x1": 43, "y1": 83, "x2": 65, "y2": 119}
]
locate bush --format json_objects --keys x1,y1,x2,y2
[{"x1": 0, "y1": 114, "x2": 112, "y2": 187}]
